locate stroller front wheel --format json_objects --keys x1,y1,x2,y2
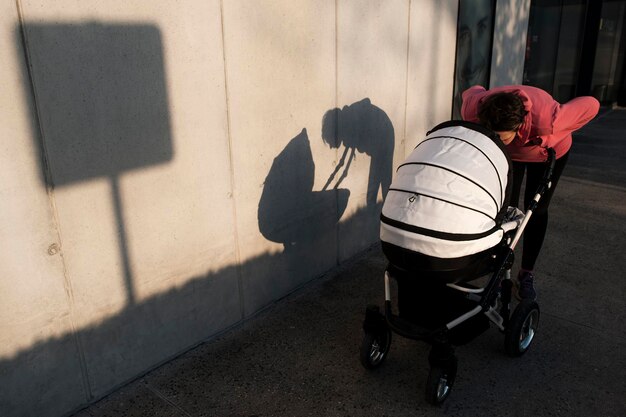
[
  {"x1": 505, "y1": 299, "x2": 540, "y2": 356},
  {"x1": 360, "y1": 330, "x2": 391, "y2": 369},
  {"x1": 425, "y1": 359, "x2": 457, "y2": 405}
]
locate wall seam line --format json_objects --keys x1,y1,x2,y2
[
  {"x1": 219, "y1": 0, "x2": 246, "y2": 320},
  {"x1": 14, "y1": 0, "x2": 93, "y2": 402},
  {"x1": 403, "y1": 0, "x2": 412, "y2": 159},
  {"x1": 334, "y1": 0, "x2": 341, "y2": 266}
]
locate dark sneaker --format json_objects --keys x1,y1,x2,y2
[{"x1": 515, "y1": 270, "x2": 537, "y2": 300}]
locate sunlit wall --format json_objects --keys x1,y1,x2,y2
[{"x1": 0, "y1": 1, "x2": 526, "y2": 416}]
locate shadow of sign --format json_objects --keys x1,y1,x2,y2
[{"x1": 18, "y1": 22, "x2": 173, "y2": 306}]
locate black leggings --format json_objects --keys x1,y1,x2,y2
[{"x1": 510, "y1": 152, "x2": 569, "y2": 271}]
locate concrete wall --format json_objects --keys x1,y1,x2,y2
[{"x1": 0, "y1": 1, "x2": 532, "y2": 416}]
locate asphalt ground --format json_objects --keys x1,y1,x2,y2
[{"x1": 72, "y1": 109, "x2": 626, "y2": 417}]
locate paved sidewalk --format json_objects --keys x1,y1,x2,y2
[{"x1": 72, "y1": 109, "x2": 626, "y2": 417}]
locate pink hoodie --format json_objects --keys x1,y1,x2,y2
[{"x1": 461, "y1": 85, "x2": 600, "y2": 162}]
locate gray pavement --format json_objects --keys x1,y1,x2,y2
[{"x1": 72, "y1": 109, "x2": 626, "y2": 417}]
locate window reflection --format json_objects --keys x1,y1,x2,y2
[{"x1": 453, "y1": 0, "x2": 495, "y2": 119}]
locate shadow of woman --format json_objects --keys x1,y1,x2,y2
[{"x1": 321, "y1": 98, "x2": 394, "y2": 207}]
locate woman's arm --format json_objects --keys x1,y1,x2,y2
[
  {"x1": 539, "y1": 96, "x2": 600, "y2": 147},
  {"x1": 555, "y1": 96, "x2": 600, "y2": 132}
]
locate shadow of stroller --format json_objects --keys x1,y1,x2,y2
[{"x1": 258, "y1": 128, "x2": 349, "y2": 252}]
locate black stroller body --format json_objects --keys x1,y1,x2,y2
[{"x1": 360, "y1": 121, "x2": 556, "y2": 404}]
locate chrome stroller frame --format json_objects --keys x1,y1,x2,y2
[{"x1": 361, "y1": 148, "x2": 557, "y2": 405}]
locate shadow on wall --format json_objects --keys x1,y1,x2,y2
[
  {"x1": 17, "y1": 22, "x2": 173, "y2": 307},
  {"x1": 328, "y1": 98, "x2": 394, "y2": 258},
  {"x1": 0, "y1": 204, "x2": 383, "y2": 417},
  {"x1": 258, "y1": 98, "x2": 394, "y2": 266},
  {"x1": 258, "y1": 128, "x2": 350, "y2": 251},
  {"x1": 322, "y1": 98, "x2": 394, "y2": 204},
  {"x1": 8, "y1": 21, "x2": 397, "y2": 416}
]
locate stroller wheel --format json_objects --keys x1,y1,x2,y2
[
  {"x1": 505, "y1": 299, "x2": 540, "y2": 357},
  {"x1": 359, "y1": 330, "x2": 391, "y2": 369},
  {"x1": 425, "y1": 358, "x2": 457, "y2": 405}
]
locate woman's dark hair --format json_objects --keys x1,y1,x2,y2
[{"x1": 478, "y1": 92, "x2": 527, "y2": 131}]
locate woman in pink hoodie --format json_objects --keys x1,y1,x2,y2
[{"x1": 461, "y1": 85, "x2": 599, "y2": 300}]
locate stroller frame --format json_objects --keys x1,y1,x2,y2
[{"x1": 361, "y1": 148, "x2": 557, "y2": 405}]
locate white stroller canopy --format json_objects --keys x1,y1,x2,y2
[{"x1": 381, "y1": 121, "x2": 510, "y2": 259}]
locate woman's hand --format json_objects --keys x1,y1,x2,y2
[{"x1": 523, "y1": 136, "x2": 543, "y2": 146}]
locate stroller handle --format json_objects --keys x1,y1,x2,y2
[
  {"x1": 543, "y1": 147, "x2": 556, "y2": 183},
  {"x1": 527, "y1": 147, "x2": 556, "y2": 209}
]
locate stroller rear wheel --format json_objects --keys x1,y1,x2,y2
[
  {"x1": 360, "y1": 329, "x2": 392, "y2": 369},
  {"x1": 425, "y1": 357, "x2": 457, "y2": 405},
  {"x1": 505, "y1": 299, "x2": 540, "y2": 356}
]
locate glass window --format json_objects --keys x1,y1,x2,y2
[
  {"x1": 523, "y1": 0, "x2": 586, "y2": 102},
  {"x1": 591, "y1": 0, "x2": 626, "y2": 103},
  {"x1": 452, "y1": 0, "x2": 496, "y2": 119},
  {"x1": 553, "y1": 0, "x2": 587, "y2": 102}
]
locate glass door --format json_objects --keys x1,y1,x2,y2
[{"x1": 523, "y1": 0, "x2": 587, "y2": 102}]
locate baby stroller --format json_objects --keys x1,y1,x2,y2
[{"x1": 360, "y1": 120, "x2": 556, "y2": 405}]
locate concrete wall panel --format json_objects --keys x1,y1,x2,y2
[
  {"x1": 16, "y1": 0, "x2": 241, "y2": 403},
  {"x1": 0, "y1": 3, "x2": 87, "y2": 416},
  {"x1": 222, "y1": 0, "x2": 339, "y2": 315},
  {"x1": 336, "y1": 0, "x2": 409, "y2": 261},
  {"x1": 405, "y1": 0, "x2": 458, "y2": 151}
]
